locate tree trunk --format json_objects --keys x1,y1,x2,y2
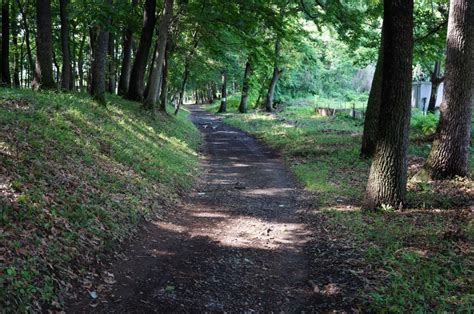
[
  {"x1": 217, "y1": 71, "x2": 227, "y2": 113},
  {"x1": 88, "y1": 28, "x2": 96, "y2": 93},
  {"x1": 175, "y1": 63, "x2": 189, "y2": 115},
  {"x1": 175, "y1": 30, "x2": 200, "y2": 115},
  {"x1": 238, "y1": 60, "x2": 252, "y2": 113},
  {"x1": 126, "y1": 0, "x2": 156, "y2": 101},
  {"x1": 364, "y1": 0, "x2": 414, "y2": 210},
  {"x1": 427, "y1": 61, "x2": 443, "y2": 113},
  {"x1": 360, "y1": 22, "x2": 384, "y2": 158},
  {"x1": 32, "y1": 0, "x2": 55, "y2": 90},
  {"x1": 425, "y1": 0, "x2": 474, "y2": 179},
  {"x1": 117, "y1": 0, "x2": 138, "y2": 95},
  {"x1": 143, "y1": 39, "x2": 158, "y2": 99},
  {"x1": 144, "y1": 0, "x2": 173, "y2": 110},
  {"x1": 17, "y1": 0, "x2": 33, "y2": 81},
  {"x1": 77, "y1": 33, "x2": 86, "y2": 91},
  {"x1": 107, "y1": 32, "x2": 116, "y2": 93},
  {"x1": 1, "y1": 0, "x2": 11, "y2": 86},
  {"x1": 265, "y1": 67, "x2": 281, "y2": 112},
  {"x1": 211, "y1": 82, "x2": 218, "y2": 99},
  {"x1": 59, "y1": 0, "x2": 73, "y2": 90},
  {"x1": 264, "y1": 39, "x2": 282, "y2": 112},
  {"x1": 90, "y1": 13, "x2": 110, "y2": 103},
  {"x1": 159, "y1": 42, "x2": 170, "y2": 112},
  {"x1": 11, "y1": 5, "x2": 20, "y2": 87}
]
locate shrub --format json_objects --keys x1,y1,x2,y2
[{"x1": 411, "y1": 111, "x2": 438, "y2": 138}]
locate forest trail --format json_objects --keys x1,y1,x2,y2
[{"x1": 70, "y1": 106, "x2": 344, "y2": 312}]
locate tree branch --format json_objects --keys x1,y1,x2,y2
[{"x1": 414, "y1": 19, "x2": 448, "y2": 43}]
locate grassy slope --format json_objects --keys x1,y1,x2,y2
[
  {"x1": 214, "y1": 98, "x2": 473, "y2": 311},
  {"x1": 0, "y1": 89, "x2": 201, "y2": 310}
]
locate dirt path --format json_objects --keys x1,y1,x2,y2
[{"x1": 69, "y1": 106, "x2": 362, "y2": 312}]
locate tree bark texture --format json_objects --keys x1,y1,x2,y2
[
  {"x1": 91, "y1": 26, "x2": 109, "y2": 103},
  {"x1": 159, "y1": 42, "x2": 170, "y2": 112},
  {"x1": 264, "y1": 39, "x2": 282, "y2": 112},
  {"x1": 108, "y1": 32, "x2": 116, "y2": 93},
  {"x1": 426, "y1": 0, "x2": 474, "y2": 179},
  {"x1": 118, "y1": 0, "x2": 138, "y2": 95},
  {"x1": 127, "y1": 0, "x2": 156, "y2": 101},
  {"x1": 32, "y1": 0, "x2": 55, "y2": 90},
  {"x1": 144, "y1": 0, "x2": 173, "y2": 110},
  {"x1": 360, "y1": 23, "x2": 384, "y2": 158},
  {"x1": 11, "y1": 6, "x2": 20, "y2": 87},
  {"x1": 238, "y1": 61, "x2": 252, "y2": 113},
  {"x1": 78, "y1": 33, "x2": 86, "y2": 91},
  {"x1": 1, "y1": 0, "x2": 11, "y2": 86},
  {"x1": 364, "y1": 0, "x2": 414, "y2": 210},
  {"x1": 17, "y1": 0, "x2": 33, "y2": 80},
  {"x1": 59, "y1": 0, "x2": 73, "y2": 90}
]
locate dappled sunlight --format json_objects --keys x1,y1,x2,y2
[
  {"x1": 190, "y1": 211, "x2": 230, "y2": 218},
  {"x1": 244, "y1": 187, "x2": 294, "y2": 197},
  {"x1": 231, "y1": 162, "x2": 250, "y2": 167},
  {"x1": 158, "y1": 132, "x2": 199, "y2": 156},
  {"x1": 207, "y1": 217, "x2": 310, "y2": 250},
  {"x1": 153, "y1": 221, "x2": 188, "y2": 234}
]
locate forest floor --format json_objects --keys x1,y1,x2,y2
[
  {"x1": 210, "y1": 98, "x2": 473, "y2": 311},
  {"x1": 69, "y1": 105, "x2": 365, "y2": 312}
]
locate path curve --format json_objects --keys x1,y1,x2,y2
[{"x1": 71, "y1": 106, "x2": 316, "y2": 312}]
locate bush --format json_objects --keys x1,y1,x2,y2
[{"x1": 411, "y1": 111, "x2": 438, "y2": 138}]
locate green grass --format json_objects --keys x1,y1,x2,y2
[
  {"x1": 220, "y1": 104, "x2": 369, "y2": 206},
  {"x1": 323, "y1": 209, "x2": 473, "y2": 312},
  {"x1": 0, "y1": 89, "x2": 202, "y2": 311},
  {"x1": 213, "y1": 99, "x2": 474, "y2": 311}
]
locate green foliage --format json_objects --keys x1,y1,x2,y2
[
  {"x1": 216, "y1": 101, "x2": 473, "y2": 312},
  {"x1": 0, "y1": 89, "x2": 201, "y2": 310},
  {"x1": 325, "y1": 210, "x2": 473, "y2": 312},
  {"x1": 411, "y1": 111, "x2": 439, "y2": 138}
]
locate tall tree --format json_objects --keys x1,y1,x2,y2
[
  {"x1": 217, "y1": 70, "x2": 227, "y2": 113},
  {"x1": 90, "y1": 1, "x2": 111, "y2": 103},
  {"x1": 126, "y1": 0, "x2": 156, "y2": 101},
  {"x1": 17, "y1": 0, "x2": 34, "y2": 81},
  {"x1": 159, "y1": 29, "x2": 177, "y2": 112},
  {"x1": 364, "y1": 0, "x2": 414, "y2": 210},
  {"x1": 425, "y1": 0, "x2": 474, "y2": 178},
  {"x1": 11, "y1": 1, "x2": 19, "y2": 87},
  {"x1": 144, "y1": 0, "x2": 173, "y2": 110},
  {"x1": 159, "y1": 41, "x2": 170, "y2": 112},
  {"x1": 107, "y1": 33, "x2": 116, "y2": 93},
  {"x1": 238, "y1": 60, "x2": 252, "y2": 113},
  {"x1": 32, "y1": 0, "x2": 55, "y2": 90},
  {"x1": 1, "y1": 0, "x2": 11, "y2": 86},
  {"x1": 59, "y1": 0, "x2": 73, "y2": 90},
  {"x1": 360, "y1": 23, "x2": 384, "y2": 158},
  {"x1": 118, "y1": 0, "x2": 138, "y2": 96},
  {"x1": 175, "y1": 29, "x2": 200, "y2": 115},
  {"x1": 264, "y1": 38, "x2": 282, "y2": 112},
  {"x1": 77, "y1": 33, "x2": 86, "y2": 91}
]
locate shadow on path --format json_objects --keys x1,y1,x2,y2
[{"x1": 69, "y1": 105, "x2": 363, "y2": 312}]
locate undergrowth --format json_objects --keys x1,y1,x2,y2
[
  {"x1": 0, "y1": 89, "x2": 202, "y2": 311},
  {"x1": 213, "y1": 98, "x2": 474, "y2": 311}
]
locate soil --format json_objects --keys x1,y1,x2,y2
[{"x1": 68, "y1": 106, "x2": 363, "y2": 313}]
